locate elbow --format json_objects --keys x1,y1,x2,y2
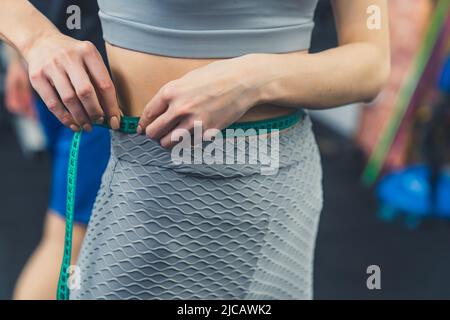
[{"x1": 361, "y1": 54, "x2": 391, "y2": 103}]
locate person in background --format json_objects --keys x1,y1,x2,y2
[
  {"x1": 3, "y1": 0, "x2": 110, "y2": 299},
  {"x1": 356, "y1": 0, "x2": 432, "y2": 168}
]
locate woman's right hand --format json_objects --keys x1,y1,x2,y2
[{"x1": 23, "y1": 32, "x2": 121, "y2": 131}]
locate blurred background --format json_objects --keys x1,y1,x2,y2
[{"x1": 1, "y1": 0, "x2": 450, "y2": 299}]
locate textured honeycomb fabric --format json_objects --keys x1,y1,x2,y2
[{"x1": 71, "y1": 116, "x2": 323, "y2": 300}]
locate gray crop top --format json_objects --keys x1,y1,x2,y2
[{"x1": 97, "y1": 0, "x2": 319, "y2": 58}]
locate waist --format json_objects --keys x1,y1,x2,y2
[
  {"x1": 108, "y1": 112, "x2": 313, "y2": 177},
  {"x1": 106, "y1": 43, "x2": 307, "y2": 120}
]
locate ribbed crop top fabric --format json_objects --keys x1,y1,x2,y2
[{"x1": 97, "y1": 0, "x2": 319, "y2": 58}]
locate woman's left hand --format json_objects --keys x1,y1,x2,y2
[{"x1": 137, "y1": 54, "x2": 267, "y2": 148}]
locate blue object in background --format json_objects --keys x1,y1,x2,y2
[
  {"x1": 438, "y1": 55, "x2": 450, "y2": 93},
  {"x1": 34, "y1": 97, "x2": 111, "y2": 225},
  {"x1": 377, "y1": 56, "x2": 450, "y2": 229},
  {"x1": 377, "y1": 165, "x2": 450, "y2": 228}
]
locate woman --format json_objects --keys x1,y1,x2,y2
[
  {"x1": 3, "y1": 0, "x2": 110, "y2": 299},
  {"x1": 1, "y1": 0, "x2": 390, "y2": 299}
]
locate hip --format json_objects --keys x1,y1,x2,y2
[
  {"x1": 96, "y1": 112, "x2": 323, "y2": 229},
  {"x1": 108, "y1": 112, "x2": 320, "y2": 177}
]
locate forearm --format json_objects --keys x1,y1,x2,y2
[
  {"x1": 249, "y1": 43, "x2": 390, "y2": 110},
  {"x1": 0, "y1": 0, "x2": 121, "y2": 130},
  {"x1": 0, "y1": 0, "x2": 59, "y2": 57}
]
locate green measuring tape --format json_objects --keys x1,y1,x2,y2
[
  {"x1": 95, "y1": 116, "x2": 141, "y2": 134},
  {"x1": 56, "y1": 111, "x2": 303, "y2": 299},
  {"x1": 56, "y1": 130, "x2": 80, "y2": 300},
  {"x1": 56, "y1": 116, "x2": 139, "y2": 300}
]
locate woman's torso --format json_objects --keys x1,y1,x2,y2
[
  {"x1": 107, "y1": 45, "x2": 307, "y2": 120},
  {"x1": 99, "y1": 0, "x2": 319, "y2": 120}
]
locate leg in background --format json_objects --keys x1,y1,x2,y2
[{"x1": 13, "y1": 211, "x2": 86, "y2": 300}]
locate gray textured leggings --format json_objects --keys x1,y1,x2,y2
[{"x1": 71, "y1": 115, "x2": 323, "y2": 300}]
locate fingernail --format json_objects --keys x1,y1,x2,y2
[
  {"x1": 83, "y1": 124, "x2": 92, "y2": 132},
  {"x1": 70, "y1": 124, "x2": 80, "y2": 132},
  {"x1": 110, "y1": 116, "x2": 120, "y2": 130},
  {"x1": 95, "y1": 116, "x2": 105, "y2": 124},
  {"x1": 160, "y1": 140, "x2": 171, "y2": 149},
  {"x1": 137, "y1": 125, "x2": 143, "y2": 135}
]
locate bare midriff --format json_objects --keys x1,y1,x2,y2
[{"x1": 106, "y1": 43, "x2": 308, "y2": 122}]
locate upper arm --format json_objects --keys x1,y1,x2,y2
[{"x1": 331, "y1": 0, "x2": 390, "y2": 52}]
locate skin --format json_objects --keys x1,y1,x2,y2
[
  {"x1": 4, "y1": 54, "x2": 35, "y2": 118},
  {"x1": 13, "y1": 212, "x2": 86, "y2": 300},
  {"x1": 0, "y1": 0, "x2": 390, "y2": 148},
  {"x1": 0, "y1": 0, "x2": 390, "y2": 299},
  {"x1": 4, "y1": 55, "x2": 87, "y2": 300},
  {"x1": 0, "y1": 0, "x2": 121, "y2": 132}
]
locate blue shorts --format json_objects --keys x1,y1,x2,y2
[{"x1": 35, "y1": 97, "x2": 111, "y2": 225}]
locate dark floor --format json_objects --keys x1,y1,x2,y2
[
  {"x1": 1, "y1": 101, "x2": 450, "y2": 300},
  {"x1": 313, "y1": 124, "x2": 450, "y2": 300}
]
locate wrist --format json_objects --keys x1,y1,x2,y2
[
  {"x1": 237, "y1": 53, "x2": 283, "y2": 107},
  {"x1": 18, "y1": 27, "x2": 60, "y2": 61}
]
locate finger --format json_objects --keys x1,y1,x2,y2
[
  {"x1": 81, "y1": 42, "x2": 121, "y2": 129},
  {"x1": 137, "y1": 90, "x2": 170, "y2": 134},
  {"x1": 145, "y1": 109, "x2": 181, "y2": 141},
  {"x1": 30, "y1": 74, "x2": 78, "y2": 130},
  {"x1": 48, "y1": 66, "x2": 91, "y2": 131},
  {"x1": 160, "y1": 117, "x2": 194, "y2": 149},
  {"x1": 65, "y1": 57, "x2": 104, "y2": 123}
]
